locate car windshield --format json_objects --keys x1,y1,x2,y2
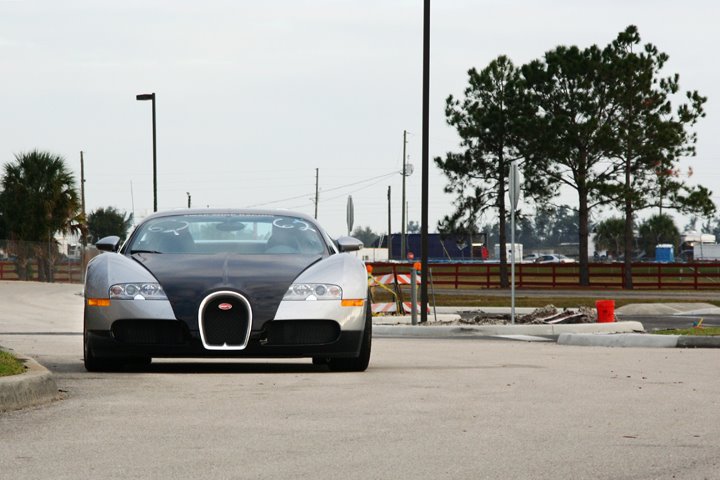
[{"x1": 125, "y1": 214, "x2": 328, "y2": 255}]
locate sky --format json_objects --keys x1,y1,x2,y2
[{"x1": 1, "y1": 0, "x2": 719, "y2": 238}]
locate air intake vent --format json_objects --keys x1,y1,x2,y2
[
  {"x1": 266, "y1": 320, "x2": 340, "y2": 345},
  {"x1": 112, "y1": 320, "x2": 186, "y2": 345}
]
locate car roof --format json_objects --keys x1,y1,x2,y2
[{"x1": 138, "y1": 208, "x2": 318, "y2": 224}]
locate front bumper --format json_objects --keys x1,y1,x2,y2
[
  {"x1": 85, "y1": 328, "x2": 363, "y2": 359},
  {"x1": 84, "y1": 297, "x2": 367, "y2": 359}
]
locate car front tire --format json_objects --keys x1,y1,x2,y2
[
  {"x1": 83, "y1": 331, "x2": 151, "y2": 372},
  {"x1": 328, "y1": 299, "x2": 372, "y2": 372},
  {"x1": 83, "y1": 331, "x2": 119, "y2": 372}
]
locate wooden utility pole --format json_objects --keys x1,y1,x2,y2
[
  {"x1": 80, "y1": 151, "x2": 87, "y2": 283},
  {"x1": 387, "y1": 185, "x2": 392, "y2": 258},
  {"x1": 80, "y1": 151, "x2": 86, "y2": 220},
  {"x1": 314, "y1": 168, "x2": 319, "y2": 219}
]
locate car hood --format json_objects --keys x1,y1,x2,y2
[{"x1": 132, "y1": 253, "x2": 322, "y2": 327}]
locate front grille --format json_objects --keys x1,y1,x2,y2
[
  {"x1": 265, "y1": 320, "x2": 340, "y2": 346},
  {"x1": 199, "y1": 292, "x2": 252, "y2": 350},
  {"x1": 112, "y1": 320, "x2": 187, "y2": 345}
]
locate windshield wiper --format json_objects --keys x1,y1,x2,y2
[{"x1": 130, "y1": 249, "x2": 162, "y2": 254}]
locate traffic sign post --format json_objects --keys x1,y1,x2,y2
[
  {"x1": 509, "y1": 161, "x2": 520, "y2": 325},
  {"x1": 346, "y1": 195, "x2": 354, "y2": 236}
]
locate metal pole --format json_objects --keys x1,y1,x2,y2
[
  {"x1": 150, "y1": 93, "x2": 157, "y2": 212},
  {"x1": 187, "y1": 192, "x2": 191, "y2": 208},
  {"x1": 411, "y1": 266, "x2": 418, "y2": 325},
  {"x1": 420, "y1": 0, "x2": 430, "y2": 323},
  {"x1": 511, "y1": 195, "x2": 516, "y2": 325},
  {"x1": 429, "y1": 267, "x2": 438, "y2": 323},
  {"x1": 401, "y1": 130, "x2": 408, "y2": 259},
  {"x1": 510, "y1": 160, "x2": 519, "y2": 324}
]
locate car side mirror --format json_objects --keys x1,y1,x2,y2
[
  {"x1": 336, "y1": 236, "x2": 363, "y2": 252},
  {"x1": 96, "y1": 236, "x2": 121, "y2": 252}
]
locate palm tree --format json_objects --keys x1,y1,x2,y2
[
  {"x1": 594, "y1": 218, "x2": 626, "y2": 259},
  {"x1": 0, "y1": 150, "x2": 81, "y2": 281}
]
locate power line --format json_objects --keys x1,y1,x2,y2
[{"x1": 245, "y1": 170, "x2": 399, "y2": 208}]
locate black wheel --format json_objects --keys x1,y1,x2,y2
[
  {"x1": 84, "y1": 331, "x2": 150, "y2": 372},
  {"x1": 83, "y1": 331, "x2": 120, "y2": 372},
  {"x1": 328, "y1": 298, "x2": 372, "y2": 372}
]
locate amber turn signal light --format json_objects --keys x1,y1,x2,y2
[
  {"x1": 341, "y1": 299, "x2": 364, "y2": 307},
  {"x1": 87, "y1": 298, "x2": 111, "y2": 307}
]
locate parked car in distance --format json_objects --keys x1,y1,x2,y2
[
  {"x1": 535, "y1": 254, "x2": 576, "y2": 264},
  {"x1": 522, "y1": 253, "x2": 541, "y2": 263}
]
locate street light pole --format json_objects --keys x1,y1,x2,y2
[
  {"x1": 136, "y1": 93, "x2": 157, "y2": 212},
  {"x1": 186, "y1": 192, "x2": 191, "y2": 208},
  {"x1": 401, "y1": 129, "x2": 408, "y2": 259},
  {"x1": 420, "y1": 0, "x2": 430, "y2": 323}
]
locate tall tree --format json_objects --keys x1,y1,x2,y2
[
  {"x1": 0, "y1": 150, "x2": 82, "y2": 280},
  {"x1": 436, "y1": 56, "x2": 530, "y2": 287},
  {"x1": 521, "y1": 43, "x2": 618, "y2": 285},
  {"x1": 350, "y1": 226, "x2": 378, "y2": 247},
  {"x1": 603, "y1": 26, "x2": 714, "y2": 288},
  {"x1": 87, "y1": 207, "x2": 134, "y2": 244}
]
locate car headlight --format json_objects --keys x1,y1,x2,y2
[
  {"x1": 283, "y1": 283, "x2": 342, "y2": 301},
  {"x1": 109, "y1": 283, "x2": 167, "y2": 300}
]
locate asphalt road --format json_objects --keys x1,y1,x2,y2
[{"x1": 2, "y1": 282, "x2": 720, "y2": 480}]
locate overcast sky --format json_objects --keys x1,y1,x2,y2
[{"x1": 2, "y1": 0, "x2": 719, "y2": 237}]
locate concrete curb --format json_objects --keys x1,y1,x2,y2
[
  {"x1": 557, "y1": 333, "x2": 679, "y2": 348},
  {"x1": 0, "y1": 351, "x2": 59, "y2": 413},
  {"x1": 373, "y1": 321, "x2": 645, "y2": 339},
  {"x1": 558, "y1": 333, "x2": 720, "y2": 348},
  {"x1": 676, "y1": 336, "x2": 720, "y2": 348}
]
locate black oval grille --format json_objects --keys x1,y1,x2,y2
[{"x1": 200, "y1": 293, "x2": 251, "y2": 348}]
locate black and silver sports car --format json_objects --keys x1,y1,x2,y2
[{"x1": 83, "y1": 209, "x2": 371, "y2": 372}]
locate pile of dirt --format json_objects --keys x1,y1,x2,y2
[{"x1": 454, "y1": 305, "x2": 596, "y2": 326}]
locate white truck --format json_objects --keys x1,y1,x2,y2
[
  {"x1": 494, "y1": 243, "x2": 523, "y2": 262},
  {"x1": 693, "y1": 243, "x2": 720, "y2": 261}
]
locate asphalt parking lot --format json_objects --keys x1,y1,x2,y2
[{"x1": 2, "y1": 282, "x2": 720, "y2": 479}]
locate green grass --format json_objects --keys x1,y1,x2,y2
[
  {"x1": 653, "y1": 327, "x2": 720, "y2": 336},
  {"x1": 0, "y1": 350, "x2": 25, "y2": 377}
]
